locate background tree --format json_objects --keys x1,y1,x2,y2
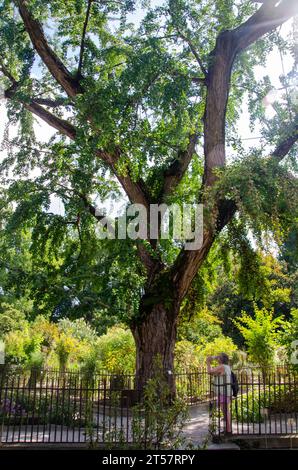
[
  {"x1": 0, "y1": 0, "x2": 297, "y2": 389},
  {"x1": 234, "y1": 304, "x2": 286, "y2": 373}
]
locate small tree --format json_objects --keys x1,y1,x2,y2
[
  {"x1": 0, "y1": 304, "x2": 28, "y2": 338},
  {"x1": 281, "y1": 308, "x2": 298, "y2": 371},
  {"x1": 55, "y1": 333, "x2": 79, "y2": 373},
  {"x1": 234, "y1": 305, "x2": 285, "y2": 374}
]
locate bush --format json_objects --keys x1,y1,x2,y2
[
  {"x1": 174, "y1": 340, "x2": 201, "y2": 371},
  {"x1": 54, "y1": 333, "x2": 80, "y2": 371},
  {"x1": 197, "y1": 336, "x2": 238, "y2": 363},
  {"x1": 234, "y1": 305, "x2": 285, "y2": 372},
  {"x1": 4, "y1": 330, "x2": 28, "y2": 364},
  {"x1": 4, "y1": 327, "x2": 43, "y2": 365},
  {"x1": 58, "y1": 318, "x2": 97, "y2": 343},
  {"x1": 0, "y1": 391, "x2": 85, "y2": 427},
  {"x1": 281, "y1": 309, "x2": 298, "y2": 370},
  {"x1": 96, "y1": 326, "x2": 135, "y2": 374},
  {"x1": 31, "y1": 316, "x2": 59, "y2": 350},
  {"x1": 232, "y1": 384, "x2": 298, "y2": 424},
  {"x1": 0, "y1": 304, "x2": 28, "y2": 338}
]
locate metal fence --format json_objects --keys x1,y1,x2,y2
[
  {"x1": 210, "y1": 367, "x2": 298, "y2": 438},
  {"x1": 1, "y1": 365, "x2": 297, "y2": 445},
  {"x1": 0, "y1": 366, "x2": 211, "y2": 444}
]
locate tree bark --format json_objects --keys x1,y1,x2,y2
[{"x1": 131, "y1": 296, "x2": 180, "y2": 396}]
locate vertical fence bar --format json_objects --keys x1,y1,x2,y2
[
  {"x1": 273, "y1": 371, "x2": 277, "y2": 434},
  {"x1": 53, "y1": 372, "x2": 60, "y2": 443},
  {"x1": 258, "y1": 373, "x2": 261, "y2": 435},
  {"x1": 48, "y1": 372, "x2": 54, "y2": 443},
  {"x1": 12, "y1": 373, "x2": 21, "y2": 443},
  {"x1": 72, "y1": 372, "x2": 77, "y2": 443},
  {"x1": 278, "y1": 372, "x2": 282, "y2": 434},
  {"x1": 102, "y1": 377, "x2": 107, "y2": 444},
  {"x1": 1, "y1": 373, "x2": 9, "y2": 443},
  {"x1": 6, "y1": 374, "x2": 14, "y2": 443},
  {"x1": 42, "y1": 371, "x2": 49, "y2": 443},
  {"x1": 78, "y1": 375, "x2": 83, "y2": 443}
]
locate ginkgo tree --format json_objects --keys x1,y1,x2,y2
[{"x1": 0, "y1": 0, "x2": 297, "y2": 390}]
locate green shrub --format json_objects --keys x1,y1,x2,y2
[
  {"x1": 281, "y1": 309, "x2": 298, "y2": 370},
  {"x1": 0, "y1": 304, "x2": 28, "y2": 338},
  {"x1": 54, "y1": 333, "x2": 79, "y2": 372},
  {"x1": 198, "y1": 336, "x2": 238, "y2": 362},
  {"x1": 0, "y1": 391, "x2": 85, "y2": 427},
  {"x1": 58, "y1": 318, "x2": 97, "y2": 343},
  {"x1": 232, "y1": 384, "x2": 298, "y2": 423},
  {"x1": 96, "y1": 326, "x2": 135, "y2": 374},
  {"x1": 234, "y1": 305, "x2": 285, "y2": 372},
  {"x1": 174, "y1": 340, "x2": 202, "y2": 371}
]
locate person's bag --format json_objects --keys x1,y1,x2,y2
[{"x1": 231, "y1": 370, "x2": 239, "y2": 397}]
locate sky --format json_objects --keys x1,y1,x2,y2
[{"x1": 0, "y1": 4, "x2": 296, "y2": 218}]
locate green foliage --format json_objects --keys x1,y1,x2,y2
[
  {"x1": 54, "y1": 333, "x2": 80, "y2": 371},
  {"x1": 174, "y1": 340, "x2": 202, "y2": 371},
  {"x1": 96, "y1": 326, "x2": 136, "y2": 374},
  {"x1": 0, "y1": 303, "x2": 27, "y2": 338},
  {"x1": 217, "y1": 156, "x2": 298, "y2": 248},
  {"x1": 232, "y1": 385, "x2": 298, "y2": 424},
  {"x1": 279, "y1": 224, "x2": 298, "y2": 274},
  {"x1": 197, "y1": 336, "x2": 238, "y2": 363},
  {"x1": 178, "y1": 306, "x2": 223, "y2": 344},
  {"x1": 174, "y1": 335, "x2": 238, "y2": 371},
  {"x1": 205, "y1": 253, "x2": 297, "y2": 347},
  {"x1": 2, "y1": 315, "x2": 95, "y2": 370},
  {"x1": 0, "y1": 389, "x2": 85, "y2": 427},
  {"x1": 281, "y1": 308, "x2": 298, "y2": 370},
  {"x1": 57, "y1": 318, "x2": 97, "y2": 343},
  {"x1": 234, "y1": 305, "x2": 286, "y2": 370}
]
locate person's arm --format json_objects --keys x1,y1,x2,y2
[{"x1": 206, "y1": 356, "x2": 224, "y2": 375}]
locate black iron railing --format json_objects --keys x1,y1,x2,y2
[
  {"x1": 1, "y1": 365, "x2": 297, "y2": 444},
  {"x1": 0, "y1": 366, "x2": 211, "y2": 444},
  {"x1": 210, "y1": 367, "x2": 298, "y2": 438}
]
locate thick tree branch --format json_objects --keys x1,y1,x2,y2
[
  {"x1": 3, "y1": 64, "x2": 151, "y2": 213},
  {"x1": 203, "y1": 0, "x2": 298, "y2": 187},
  {"x1": 8, "y1": 3, "x2": 153, "y2": 222},
  {"x1": 172, "y1": 199, "x2": 237, "y2": 299},
  {"x1": 161, "y1": 134, "x2": 198, "y2": 200},
  {"x1": 14, "y1": 0, "x2": 82, "y2": 98},
  {"x1": 5, "y1": 87, "x2": 78, "y2": 139},
  {"x1": 33, "y1": 97, "x2": 72, "y2": 108},
  {"x1": 234, "y1": 0, "x2": 298, "y2": 53},
  {"x1": 271, "y1": 121, "x2": 298, "y2": 163}
]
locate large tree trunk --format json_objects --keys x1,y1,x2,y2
[{"x1": 131, "y1": 299, "x2": 180, "y2": 396}]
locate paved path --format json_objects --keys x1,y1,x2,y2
[
  {"x1": 182, "y1": 403, "x2": 210, "y2": 447},
  {"x1": 1, "y1": 405, "x2": 296, "y2": 446}
]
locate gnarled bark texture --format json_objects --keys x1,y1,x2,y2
[{"x1": 132, "y1": 301, "x2": 179, "y2": 394}]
